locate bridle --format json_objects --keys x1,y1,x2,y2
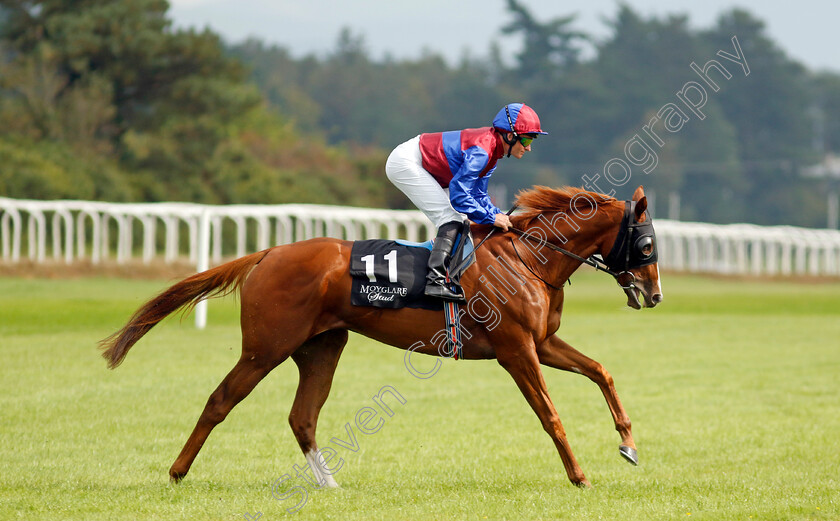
[{"x1": 507, "y1": 200, "x2": 658, "y2": 292}]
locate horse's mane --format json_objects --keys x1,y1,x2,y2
[{"x1": 511, "y1": 186, "x2": 617, "y2": 228}]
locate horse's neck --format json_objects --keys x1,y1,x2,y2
[{"x1": 518, "y1": 206, "x2": 620, "y2": 282}]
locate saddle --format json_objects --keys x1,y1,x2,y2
[{"x1": 349, "y1": 222, "x2": 474, "y2": 310}]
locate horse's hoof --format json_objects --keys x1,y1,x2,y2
[
  {"x1": 575, "y1": 479, "x2": 593, "y2": 489},
  {"x1": 169, "y1": 469, "x2": 187, "y2": 483},
  {"x1": 619, "y1": 445, "x2": 638, "y2": 466}
]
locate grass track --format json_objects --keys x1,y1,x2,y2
[{"x1": 1, "y1": 272, "x2": 839, "y2": 520}]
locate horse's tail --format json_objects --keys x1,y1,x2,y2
[{"x1": 99, "y1": 249, "x2": 271, "y2": 369}]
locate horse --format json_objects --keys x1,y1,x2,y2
[{"x1": 100, "y1": 185, "x2": 663, "y2": 488}]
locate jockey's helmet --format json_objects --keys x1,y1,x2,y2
[{"x1": 492, "y1": 103, "x2": 548, "y2": 137}]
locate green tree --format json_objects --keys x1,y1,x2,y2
[
  {"x1": 227, "y1": 39, "x2": 323, "y2": 134},
  {"x1": 591, "y1": 5, "x2": 746, "y2": 219},
  {"x1": 0, "y1": 0, "x2": 268, "y2": 203},
  {"x1": 500, "y1": 0, "x2": 587, "y2": 84},
  {"x1": 702, "y1": 9, "x2": 818, "y2": 225},
  {"x1": 813, "y1": 72, "x2": 840, "y2": 154}
]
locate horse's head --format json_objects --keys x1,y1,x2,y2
[
  {"x1": 511, "y1": 184, "x2": 663, "y2": 309},
  {"x1": 601, "y1": 186, "x2": 663, "y2": 310}
]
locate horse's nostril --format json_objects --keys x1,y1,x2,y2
[{"x1": 652, "y1": 293, "x2": 663, "y2": 304}]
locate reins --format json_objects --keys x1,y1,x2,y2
[
  {"x1": 470, "y1": 204, "x2": 519, "y2": 253},
  {"x1": 466, "y1": 203, "x2": 645, "y2": 292},
  {"x1": 508, "y1": 226, "x2": 637, "y2": 291},
  {"x1": 509, "y1": 236, "x2": 563, "y2": 290},
  {"x1": 507, "y1": 227, "x2": 619, "y2": 278},
  {"x1": 472, "y1": 216, "x2": 637, "y2": 292}
]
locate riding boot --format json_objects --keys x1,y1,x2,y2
[{"x1": 425, "y1": 220, "x2": 467, "y2": 303}]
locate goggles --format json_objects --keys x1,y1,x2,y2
[{"x1": 519, "y1": 135, "x2": 535, "y2": 147}]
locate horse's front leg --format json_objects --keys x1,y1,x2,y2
[
  {"x1": 497, "y1": 344, "x2": 591, "y2": 488},
  {"x1": 536, "y1": 335, "x2": 638, "y2": 466}
]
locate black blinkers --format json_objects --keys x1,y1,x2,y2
[{"x1": 603, "y1": 201, "x2": 658, "y2": 273}]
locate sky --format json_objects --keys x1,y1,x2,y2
[{"x1": 166, "y1": 0, "x2": 840, "y2": 73}]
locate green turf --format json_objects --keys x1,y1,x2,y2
[{"x1": 1, "y1": 272, "x2": 838, "y2": 520}]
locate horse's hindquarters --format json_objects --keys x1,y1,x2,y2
[{"x1": 238, "y1": 240, "x2": 353, "y2": 359}]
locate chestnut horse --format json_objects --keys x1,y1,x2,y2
[{"x1": 100, "y1": 185, "x2": 663, "y2": 488}]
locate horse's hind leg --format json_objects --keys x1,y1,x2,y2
[
  {"x1": 169, "y1": 354, "x2": 280, "y2": 482},
  {"x1": 536, "y1": 335, "x2": 638, "y2": 465},
  {"x1": 288, "y1": 329, "x2": 348, "y2": 488}
]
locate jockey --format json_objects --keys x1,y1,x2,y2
[{"x1": 385, "y1": 102, "x2": 547, "y2": 302}]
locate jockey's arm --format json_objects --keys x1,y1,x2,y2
[{"x1": 448, "y1": 150, "x2": 502, "y2": 225}]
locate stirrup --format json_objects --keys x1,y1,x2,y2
[{"x1": 424, "y1": 280, "x2": 467, "y2": 304}]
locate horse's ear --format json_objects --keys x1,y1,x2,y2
[
  {"x1": 634, "y1": 196, "x2": 648, "y2": 222},
  {"x1": 632, "y1": 185, "x2": 645, "y2": 202},
  {"x1": 632, "y1": 186, "x2": 647, "y2": 221}
]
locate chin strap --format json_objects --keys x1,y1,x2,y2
[
  {"x1": 503, "y1": 105, "x2": 519, "y2": 158},
  {"x1": 502, "y1": 133, "x2": 517, "y2": 157}
]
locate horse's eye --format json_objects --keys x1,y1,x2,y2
[{"x1": 635, "y1": 236, "x2": 654, "y2": 257}]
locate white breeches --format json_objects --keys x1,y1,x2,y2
[{"x1": 385, "y1": 135, "x2": 463, "y2": 228}]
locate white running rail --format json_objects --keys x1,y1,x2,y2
[{"x1": 3, "y1": 197, "x2": 839, "y2": 326}]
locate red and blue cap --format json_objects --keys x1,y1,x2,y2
[{"x1": 492, "y1": 103, "x2": 548, "y2": 136}]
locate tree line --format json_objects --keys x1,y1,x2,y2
[
  {"x1": 0, "y1": 0, "x2": 391, "y2": 208},
  {"x1": 2, "y1": 0, "x2": 839, "y2": 227}
]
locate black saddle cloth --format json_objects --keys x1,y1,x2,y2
[
  {"x1": 349, "y1": 222, "x2": 475, "y2": 310},
  {"x1": 349, "y1": 240, "x2": 442, "y2": 310}
]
